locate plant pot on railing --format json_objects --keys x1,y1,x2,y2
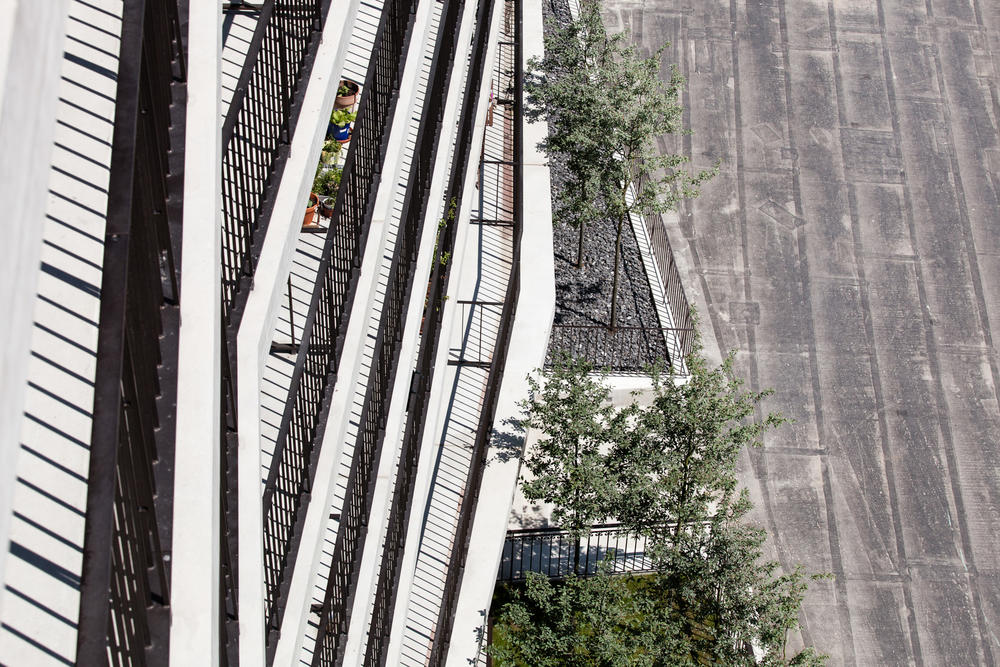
[
  {"x1": 328, "y1": 108, "x2": 356, "y2": 143},
  {"x1": 335, "y1": 79, "x2": 359, "y2": 109},
  {"x1": 303, "y1": 192, "x2": 319, "y2": 229}
]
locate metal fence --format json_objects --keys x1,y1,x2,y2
[
  {"x1": 220, "y1": 0, "x2": 329, "y2": 319},
  {"x1": 424, "y1": 2, "x2": 522, "y2": 663},
  {"x1": 308, "y1": 0, "x2": 474, "y2": 661},
  {"x1": 259, "y1": 0, "x2": 417, "y2": 653},
  {"x1": 77, "y1": 1, "x2": 187, "y2": 664},
  {"x1": 635, "y1": 168, "x2": 696, "y2": 361},
  {"x1": 547, "y1": 324, "x2": 692, "y2": 374},
  {"x1": 362, "y1": 0, "x2": 502, "y2": 661},
  {"x1": 213, "y1": 0, "x2": 338, "y2": 658},
  {"x1": 498, "y1": 524, "x2": 656, "y2": 582}
]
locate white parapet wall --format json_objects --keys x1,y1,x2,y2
[
  {"x1": 445, "y1": 0, "x2": 555, "y2": 661},
  {"x1": 234, "y1": 0, "x2": 365, "y2": 663},
  {"x1": 0, "y1": 0, "x2": 71, "y2": 606},
  {"x1": 169, "y1": 2, "x2": 223, "y2": 664}
]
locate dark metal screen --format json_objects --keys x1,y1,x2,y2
[
  {"x1": 424, "y1": 1, "x2": 521, "y2": 663},
  {"x1": 77, "y1": 1, "x2": 187, "y2": 664},
  {"x1": 308, "y1": 0, "x2": 475, "y2": 660},
  {"x1": 214, "y1": 0, "x2": 338, "y2": 660},
  {"x1": 362, "y1": 0, "x2": 501, "y2": 660},
  {"x1": 259, "y1": 0, "x2": 418, "y2": 654},
  {"x1": 498, "y1": 524, "x2": 657, "y2": 582},
  {"x1": 547, "y1": 324, "x2": 691, "y2": 374},
  {"x1": 220, "y1": 0, "x2": 327, "y2": 319}
]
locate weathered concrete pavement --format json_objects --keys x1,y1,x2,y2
[{"x1": 599, "y1": 0, "x2": 1000, "y2": 664}]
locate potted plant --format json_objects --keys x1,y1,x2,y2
[
  {"x1": 303, "y1": 192, "x2": 319, "y2": 229},
  {"x1": 313, "y1": 167, "x2": 342, "y2": 218},
  {"x1": 320, "y1": 138, "x2": 342, "y2": 166},
  {"x1": 335, "y1": 79, "x2": 359, "y2": 109},
  {"x1": 329, "y1": 108, "x2": 357, "y2": 143}
]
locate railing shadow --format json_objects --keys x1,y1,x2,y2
[{"x1": 0, "y1": 1, "x2": 122, "y2": 664}]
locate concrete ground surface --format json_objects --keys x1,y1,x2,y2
[{"x1": 598, "y1": 0, "x2": 1000, "y2": 664}]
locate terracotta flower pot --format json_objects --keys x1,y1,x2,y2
[
  {"x1": 319, "y1": 195, "x2": 335, "y2": 218},
  {"x1": 335, "y1": 80, "x2": 359, "y2": 109},
  {"x1": 303, "y1": 193, "x2": 320, "y2": 228}
]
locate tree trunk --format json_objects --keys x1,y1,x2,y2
[
  {"x1": 576, "y1": 220, "x2": 585, "y2": 269},
  {"x1": 609, "y1": 213, "x2": 625, "y2": 330}
]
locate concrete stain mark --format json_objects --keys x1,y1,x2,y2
[{"x1": 759, "y1": 199, "x2": 807, "y2": 230}]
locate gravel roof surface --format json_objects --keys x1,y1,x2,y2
[{"x1": 541, "y1": 0, "x2": 666, "y2": 367}]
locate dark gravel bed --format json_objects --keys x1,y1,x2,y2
[{"x1": 540, "y1": 0, "x2": 665, "y2": 367}]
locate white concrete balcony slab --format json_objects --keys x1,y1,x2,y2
[{"x1": 0, "y1": 1, "x2": 122, "y2": 664}]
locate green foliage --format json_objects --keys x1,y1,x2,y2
[
  {"x1": 312, "y1": 167, "x2": 342, "y2": 198},
  {"x1": 652, "y1": 489, "x2": 829, "y2": 665},
  {"x1": 489, "y1": 570, "x2": 689, "y2": 667},
  {"x1": 321, "y1": 139, "x2": 342, "y2": 165},
  {"x1": 330, "y1": 108, "x2": 357, "y2": 126},
  {"x1": 610, "y1": 343, "x2": 785, "y2": 543},
  {"x1": 504, "y1": 341, "x2": 826, "y2": 665},
  {"x1": 519, "y1": 354, "x2": 623, "y2": 538}
]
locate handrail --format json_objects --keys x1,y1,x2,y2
[
  {"x1": 361, "y1": 0, "x2": 500, "y2": 659},
  {"x1": 425, "y1": 0, "x2": 521, "y2": 662},
  {"x1": 220, "y1": 0, "x2": 329, "y2": 320},
  {"x1": 259, "y1": 0, "x2": 418, "y2": 651},
  {"x1": 214, "y1": 1, "x2": 334, "y2": 659},
  {"x1": 635, "y1": 166, "x2": 696, "y2": 362},
  {"x1": 547, "y1": 323, "x2": 693, "y2": 373},
  {"x1": 498, "y1": 523, "x2": 659, "y2": 582},
  {"x1": 308, "y1": 0, "x2": 475, "y2": 660},
  {"x1": 77, "y1": 0, "x2": 186, "y2": 663}
]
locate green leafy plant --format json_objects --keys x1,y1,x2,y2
[
  {"x1": 330, "y1": 108, "x2": 357, "y2": 126},
  {"x1": 312, "y1": 167, "x2": 342, "y2": 198},
  {"x1": 500, "y1": 341, "x2": 827, "y2": 665},
  {"x1": 321, "y1": 139, "x2": 342, "y2": 165}
]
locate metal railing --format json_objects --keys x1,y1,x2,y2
[
  {"x1": 547, "y1": 324, "x2": 692, "y2": 373},
  {"x1": 498, "y1": 524, "x2": 657, "y2": 582},
  {"x1": 214, "y1": 0, "x2": 337, "y2": 658},
  {"x1": 636, "y1": 167, "x2": 696, "y2": 361},
  {"x1": 220, "y1": 0, "x2": 329, "y2": 319},
  {"x1": 308, "y1": 0, "x2": 474, "y2": 660},
  {"x1": 77, "y1": 0, "x2": 187, "y2": 664},
  {"x1": 362, "y1": 0, "x2": 501, "y2": 660},
  {"x1": 425, "y1": 2, "x2": 521, "y2": 663},
  {"x1": 259, "y1": 0, "x2": 417, "y2": 652}
]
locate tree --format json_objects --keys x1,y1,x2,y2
[
  {"x1": 526, "y1": 0, "x2": 716, "y2": 325},
  {"x1": 651, "y1": 487, "x2": 828, "y2": 666},
  {"x1": 519, "y1": 354, "x2": 622, "y2": 539},
  {"x1": 609, "y1": 343, "x2": 785, "y2": 545},
  {"x1": 525, "y1": 1, "x2": 619, "y2": 269},
  {"x1": 499, "y1": 345, "x2": 826, "y2": 665},
  {"x1": 488, "y1": 569, "x2": 688, "y2": 667}
]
